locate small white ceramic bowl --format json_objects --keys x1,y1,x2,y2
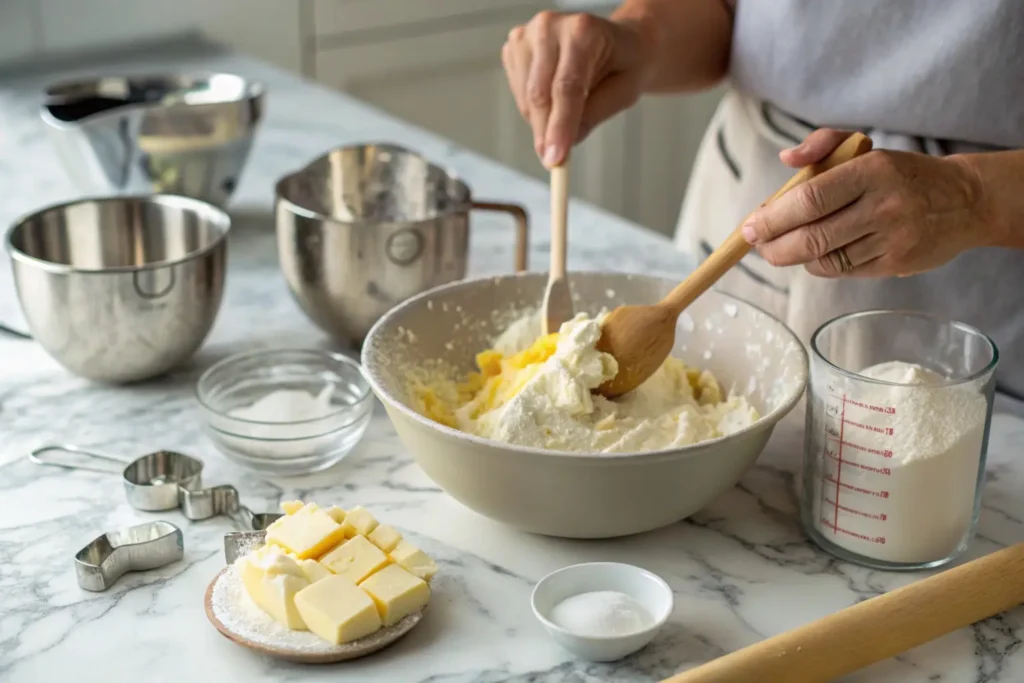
[{"x1": 531, "y1": 562, "x2": 673, "y2": 662}]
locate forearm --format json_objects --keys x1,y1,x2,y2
[
  {"x1": 611, "y1": 0, "x2": 734, "y2": 93},
  {"x1": 959, "y1": 150, "x2": 1024, "y2": 250}
]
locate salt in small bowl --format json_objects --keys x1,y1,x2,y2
[
  {"x1": 196, "y1": 348, "x2": 372, "y2": 476},
  {"x1": 531, "y1": 562, "x2": 673, "y2": 662}
]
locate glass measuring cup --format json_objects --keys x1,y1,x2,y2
[{"x1": 801, "y1": 310, "x2": 998, "y2": 570}]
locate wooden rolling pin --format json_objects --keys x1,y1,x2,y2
[{"x1": 660, "y1": 542, "x2": 1024, "y2": 683}]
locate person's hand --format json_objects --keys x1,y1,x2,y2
[
  {"x1": 501, "y1": 11, "x2": 652, "y2": 168},
  {"x1": 741, "y1": 129, "x2": 994, "y2": 278}
]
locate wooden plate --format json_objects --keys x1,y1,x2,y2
[{"x1": 204, "y1": 565, "x2": 424, "y2": 664}]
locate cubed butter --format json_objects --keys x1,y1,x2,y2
[
  {"x1": 325, "y1": 505, "x2": 347, "y2": 524},
  {"x1": 280, "y1": 500, "x2": 304, "y2": 515},
  {"x1": 359, "y1": 564, "x2": 430, "y2": 626},
  {"x1": 298, "y1": 559, "x2": 332, "y2": 584},
  {"x1": 320, "y1": 534, "x2": 390, "y2": 583},
  {"x1": 341, "y1": 506, "x2": 379, "y2": 537},
  {"x1": 294, "y1": 575, "x2": 382, "y2": 644},
  {"x1": 239, "y1": 548, "x2": 310, "y2": 629},
  {"x1": 367, "y1": 524, "x2": 403, "y2": 553},
  {"x1": 390, "y1": 540, "x2": 438, "y2": 582},
  {"x1": 265, "y1": 503, "x2": 346, "y2": 560}
]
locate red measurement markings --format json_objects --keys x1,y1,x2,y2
[
  {"x1": 824, "y1": 449, "x2": 891, "y2": 476},
  {"x1": 829, "y1": 396, "x2": 897, "y2": 414},
  {"x1": 825, "y1": 435, "x2": 892, "y2": 458},
  {"x1": 842, "y1": 419, "x2": 894, "y2": 436},
  {"x1": 824, "y1": 497, "x2": 887, "y2": 521},
  {"x1": 833, "y1": 395, "x2": 847, "y2": 533},
  {"x1": 819, "y1": 516, "x2": 886, "y2": 544},
  {"x1": 823, "y1": 474, "x2": 889, "y2": 498}
]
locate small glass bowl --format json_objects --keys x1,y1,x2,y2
[{"x1": 196, "y1": 349, "x2": 372, "y2": 476}]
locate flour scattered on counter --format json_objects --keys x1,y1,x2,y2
[{"x1": 409, "y1": 312, "x2": 758, "y2": 454}]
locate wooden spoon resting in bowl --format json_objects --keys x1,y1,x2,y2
[{"x1": 595, "y1": 132, "x2": 873, "y2": 399}]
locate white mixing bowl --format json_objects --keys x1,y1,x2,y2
[{"x1": 361, "y1": 272, "x2": 807, "y2": 538}]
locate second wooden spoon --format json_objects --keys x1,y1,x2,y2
[{"x1": 596, "y1": 132, "x2": 874, "y2": 398}]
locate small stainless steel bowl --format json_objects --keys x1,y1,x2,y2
[
  {"x1": 5, "y1": 194, "x2": 230, "y2": 383},
  {"x1": 41, "y1": 73, "x2": 265, "y2": 207},
  {"x1": 196, "y1": 348, "x2": 373, "y2": 476},
  {"x1": 275, "y1": 143, "x2": 529, "y2": 348}
]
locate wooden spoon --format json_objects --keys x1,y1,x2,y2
[
  {"x1": 659, "y1": 540, "x2": 1024, "y2": 683},
  {"x1": 596, "y1": 132, "x2": 873, "y2": 398},
  {"x1": 542, "y1": 163, "x2": 573, "y2": 335}
]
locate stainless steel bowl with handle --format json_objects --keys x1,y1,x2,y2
[
  {"x1": 41, "y1": 73, "x2": 264, "y2": 207},
  {"x1": 5, "y1": 194, "x2": 230, "y2": 383},
  {"x1": 362, "y1": 272, "x2": 809, "y2": 539},
  {"x1": 275, "y1": 143, "x2": 529, "y2": 347}
]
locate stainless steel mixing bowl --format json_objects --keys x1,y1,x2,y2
[
  {"x1": 362, "y1": 272, "x2": 809, "y2": 538},
  {"x1": 41, "y1": 73, "x2": 264, "y2": 207},
  {"x1": 6, "y1": 194, "x2": 230, "y2": 383},
  {"x1": 276, "y1": 143, "x2": 529, "y2": 347}
]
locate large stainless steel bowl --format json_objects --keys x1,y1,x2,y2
[
  {"x1": 41, "y1": 73, "x2": 264, "y2": 207},
  {"x1": 362, "y1": 272, "x2": 808, "y2": 538},
  {"x1": 6, "y1": 194, "x2": 230, "y2": 383}
]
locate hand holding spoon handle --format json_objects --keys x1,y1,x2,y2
[{"x1": 659, "y1": 132, "x2": 873, "y2": 317}]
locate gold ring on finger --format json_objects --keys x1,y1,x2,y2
[{"x1": 835, "y1": 247, "x2": 854, "y2": 273}]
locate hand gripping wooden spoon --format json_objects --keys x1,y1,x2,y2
[{"x1": 596, "y1": 132, "x2": 873, "y2": 398}]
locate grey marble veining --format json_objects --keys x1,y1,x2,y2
[{"x1": 2, "y1": 37, "x2": 1024, "y2": 683}]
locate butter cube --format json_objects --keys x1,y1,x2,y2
[
  {"x1": 239, "y1": 549, "x2": 310, "y2": 629},
  {"x1": 342, "y1": 506, "x2": 378, "y2": 537},
  {"x1": 320, "y1": 534, "x2": 390, "y2": 583},
  {"x1": 265, "y1": 503, "x2": 346, "y2": 560},
  {"x1": 367, "y1": 524, "x2": 403, "y2": 553},
  {"x1": 359, "y1": 564, "x2": 430, "y2": 626},
  {"x1": 298, "y1": 559, "x2": 332, "y2": 584},
  {"x1": 294, "y1": 575, "x2": 382, "y2": 645},
  {"x1": 281, "y1": 500, "x2": 304, "y2": 515},
  {"x1": 390, "y1": 540, "x2": 438, "y2": 582},
  {"x1": 325, "y1": 506, "x2": 347, "y2": 524}
]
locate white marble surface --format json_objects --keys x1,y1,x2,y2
[{"x1": 2, "y1": 38, "x2": 1024, "y2": 683}]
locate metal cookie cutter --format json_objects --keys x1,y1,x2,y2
[
  {"x1": 224, "y1": 529, "x2": 275, "y2": 565},
  {"x1": 75, "y1": 521, "x2": 184, "y2": 591},
  {"x1": 179, "y1": 484, "x2": 282, "y2": 530},
  {"x1": 30, "y1": 444, "x2": 203, "y2": 511},
  {"x1": 29, "y1": 445, "x2": 278, "y2": 529}
]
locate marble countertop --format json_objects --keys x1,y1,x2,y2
[{"x1": 2, "y1": 38, "x2": 1024, "y2": 683}]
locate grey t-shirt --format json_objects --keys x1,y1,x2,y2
[
  {"x1": 730, "y1": 0, "x2": 1024, "y2": 152},
  {"x1": 726, "y1": 0, "x2": 1024, "y2": 398}
]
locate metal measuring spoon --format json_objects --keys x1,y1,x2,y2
[
  {"x1": 28, "y1": 445, "x2": 278, "y2": 527},
  {"x1": 30, "y1": 444, "x2": 203, "y2": 511}
]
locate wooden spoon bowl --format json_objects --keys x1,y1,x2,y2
[{"x1": 597, "y1": 132, "x2": 874, "y2": 398}]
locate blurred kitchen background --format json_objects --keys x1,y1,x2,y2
[{"x1": 0, "y1": 0, "x2": 723, "y2": 237}]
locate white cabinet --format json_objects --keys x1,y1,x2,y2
[{"x1": 314, "y1": 20, "x2": 532, "y2": 164}]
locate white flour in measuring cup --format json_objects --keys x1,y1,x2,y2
[{"x1": 812, "y1": 360, "x2": 988, "y2": 564}]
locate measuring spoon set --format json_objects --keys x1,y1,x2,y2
[{"x1": 31, "y1": 444, "x2": 282, "y2": 592}]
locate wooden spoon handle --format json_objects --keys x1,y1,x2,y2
[
  {"x1": 660, "y1": 541, "x2": 1024, "y2": 683},
  {"x1": 550, "y1": 164, "x2": 570, "y2": 280},
  {"x1": 660, "y1": 131, "x2": 873, "y2": 317}
]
